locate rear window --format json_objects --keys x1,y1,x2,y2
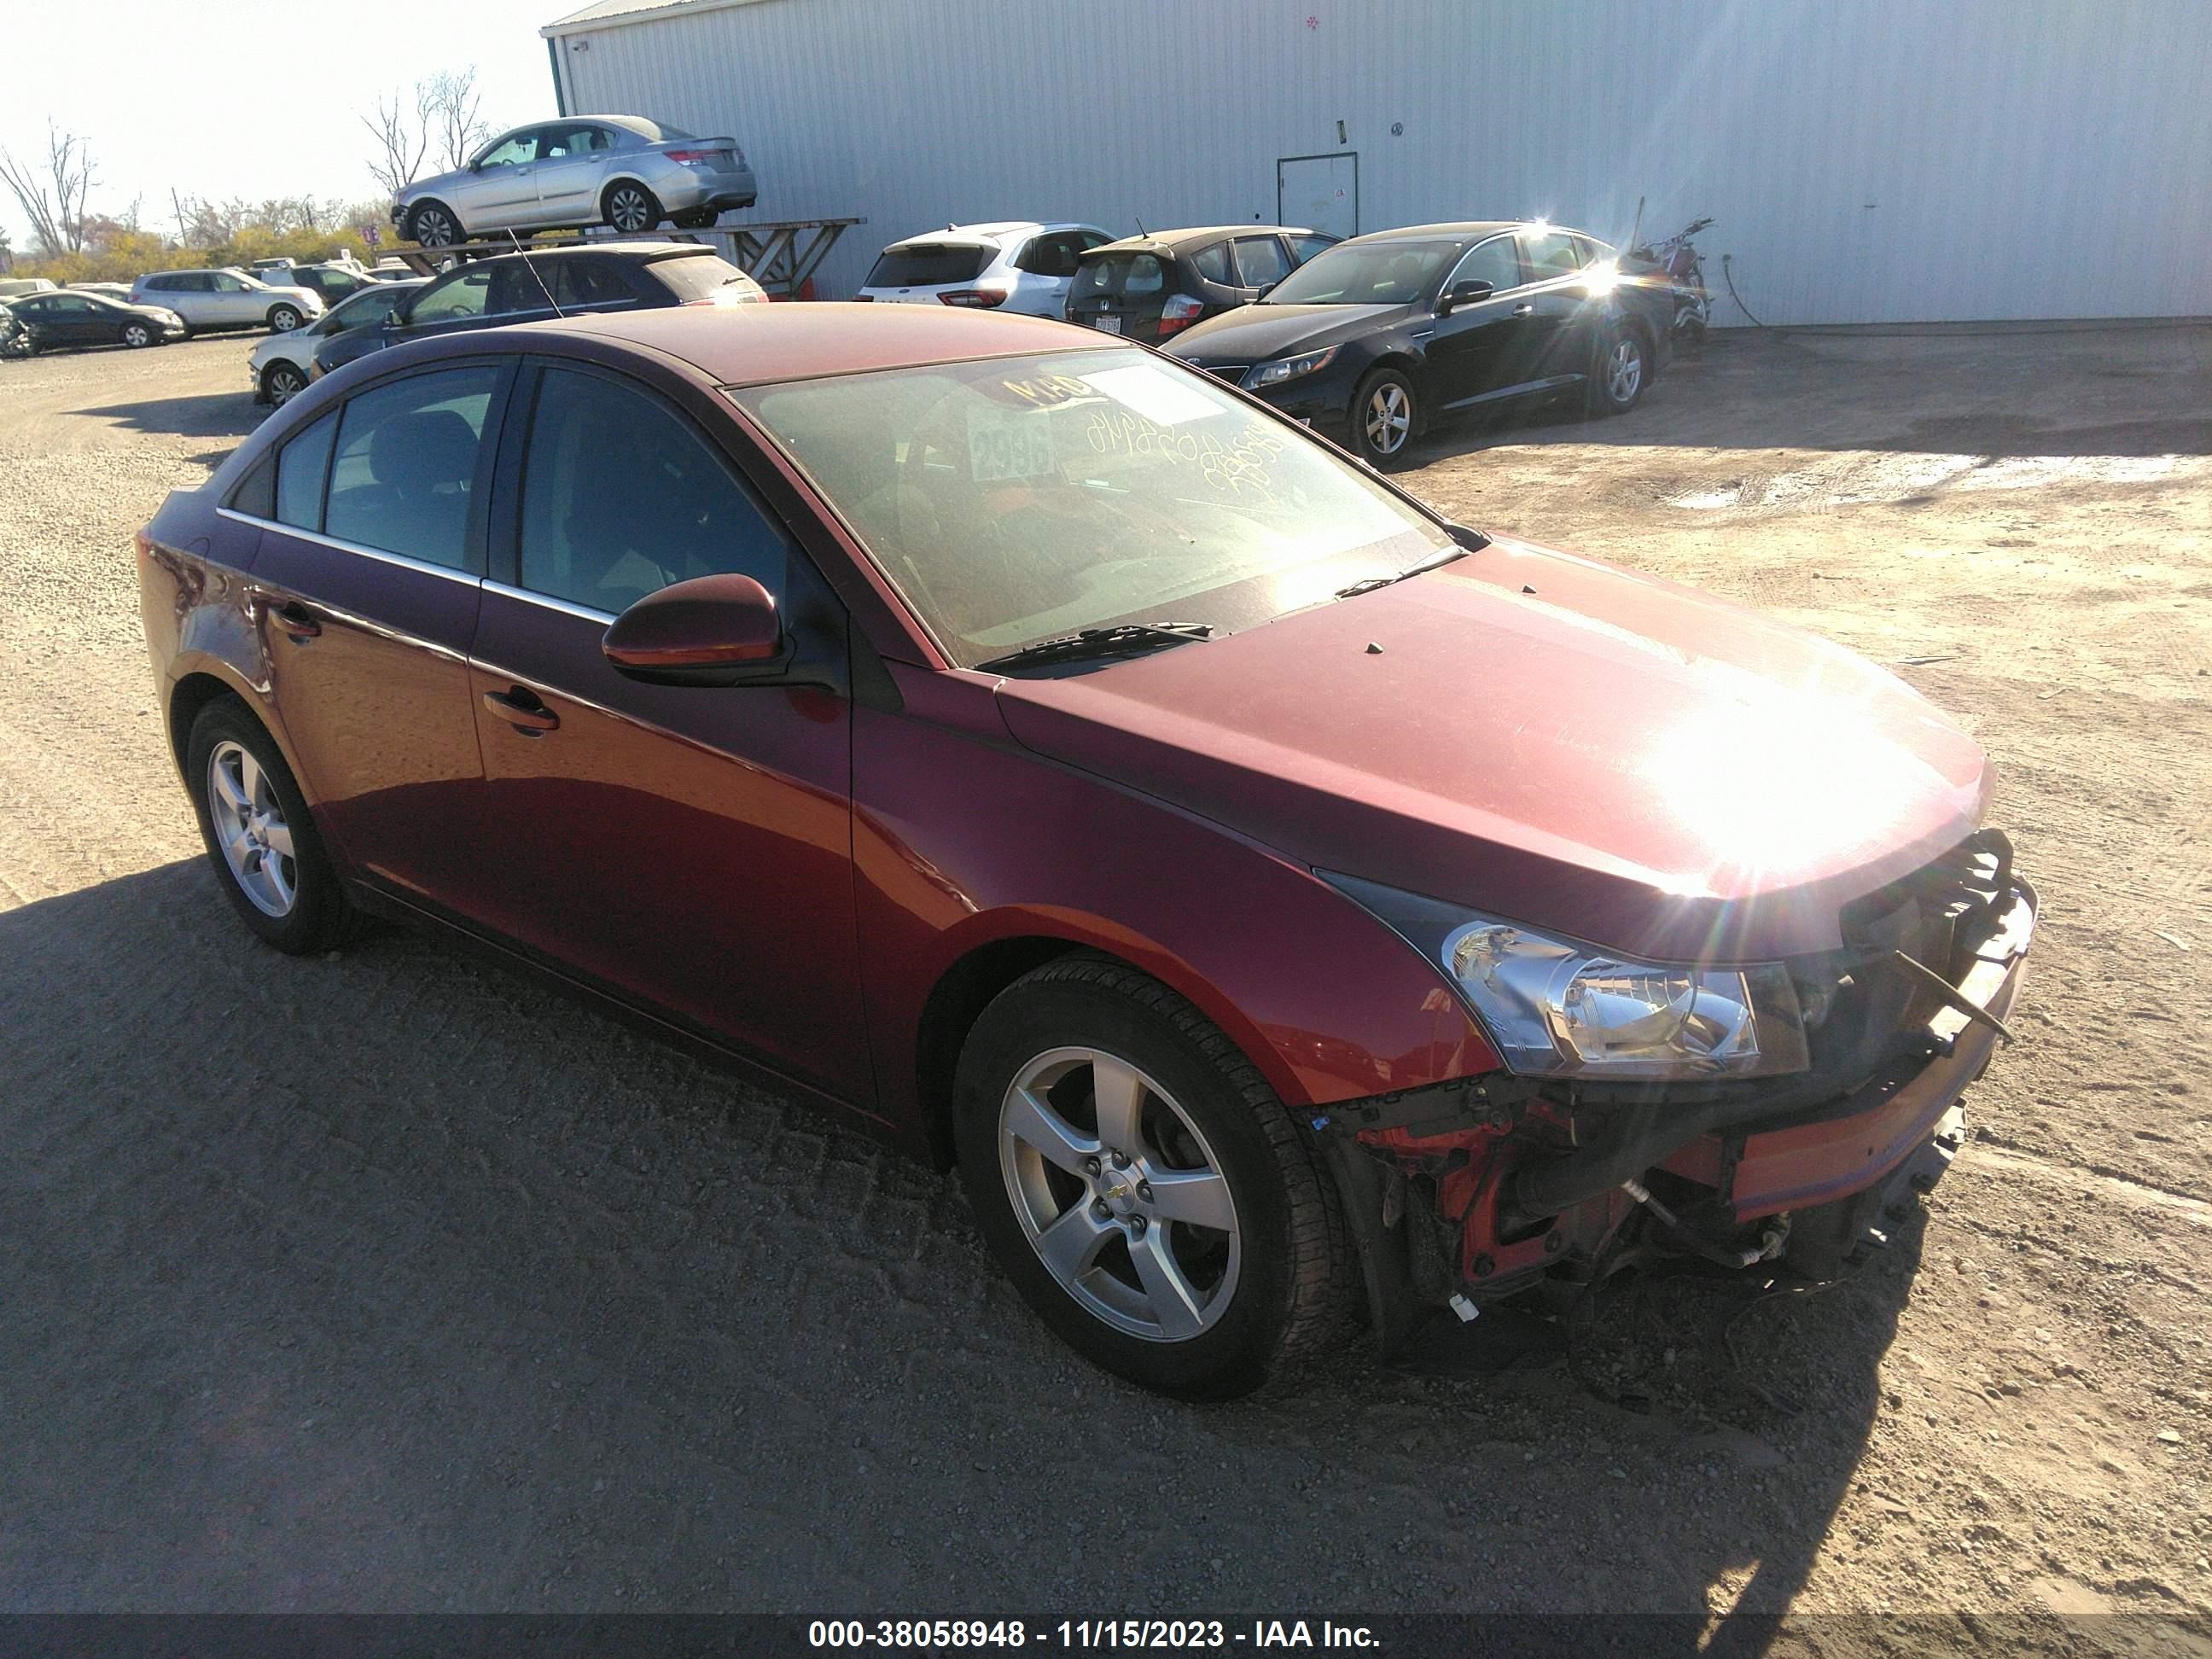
[
  {"x1": 1071, "y1": 253, "x2": 1167, "y2": 302},
  {"x1": 645, "y1": 252, "x2": 759, "y2": 303},
  {"x1": 865, "y1": 243, "x2": 991, "y2": 288}
]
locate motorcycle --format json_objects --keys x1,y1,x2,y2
[{"x1": 1625, "y1": 216, "x2": 1713, "y2": 345}]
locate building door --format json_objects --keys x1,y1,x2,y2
[{"x1": 1277, "y1": 152, "x2": 1358, "y2": 241}]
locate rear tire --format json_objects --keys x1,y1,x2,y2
[
  {"x1": 1586, "y1": 321, "x2": 1650, "y2": 416},
  {"x1": 602, "y1": 180, "x2": 664, "y2": 236},
  {"x1": 184, "y1": 698, "x2": 354, "y2": 955},
  {"x1": 952, "y1": 954, "x2": 1353, "y2": 1399}
]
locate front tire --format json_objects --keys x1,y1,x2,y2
[
  {"x1": 266, "y1": 305, "x2": 304, "y2": 334},
  {"x1": 602, "y1": 180, "x2": 664, "y2": 236},
  {"x1": 407, "y1": 201, "x2": 460, "y2": 247},
  {"x1": 261, "y1": 361, "x2": 308, "y2": 406},
  {"x1": 184, "y1": 698, "x2": 354, "y2": 954},
  {"x1": 1349, "y1": 366, "x2": 1418, "y2": 469},
  {"x1": 1587, "y1": 321, "x2": 1649, "y2": 416},
  {"x1": 119, "y1": 320, "x2": 154, "y2": 348},
  {"x1": 953, "y1": 955, "x2": 1352, "y2": 1399}
]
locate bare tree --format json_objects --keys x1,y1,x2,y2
[
  {"x1": 0, "y1": 122, "x2": 96, "y2": 255},
  {"x1": 0, "y1": 223, "x2": 14, "y2": 273},
  {"x1": 360, "y1": 84, "x2": 434, "y2": 198},
  {"x1": 425, "y1": 68, "x2": 491, "y2": 172}
]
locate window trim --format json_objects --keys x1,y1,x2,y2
[
  {"x1": 1442, "y1": 233, "x2": 1527, "y2": 300},
  {"x1": 1230, "y1": 234, "x2": 1295, "y2": 292}
]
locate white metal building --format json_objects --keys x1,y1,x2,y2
[{"x1": 541, "y1": 0, "x2": 2212, "y2": 324}]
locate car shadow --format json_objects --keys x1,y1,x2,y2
[
  {"x1": 0, "y1": 859, "x2": 1910, "y2": 1622},
  {"x1": 1398, "y1": 323, "x2": 2212, "y2": 463},
  {"x1": 79, "y1": 390, "x2": 260, "y2": 443}
]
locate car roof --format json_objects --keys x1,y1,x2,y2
[
  {"x1": 1343, "y1": 220, "x2": 1591, "y2": 244},
  {"x1": 886, "y1": 221, "x2": 1095, "y2": 251},
  {"x1": 427, "y1": 241, "x2": 715, "y2": 272},
  {"x1": 511, "y1": 301, "x2": 1118, "y2": 387},
  {"x1": 1085, "y1": 225, "x2": 1319, "y2": 256}
]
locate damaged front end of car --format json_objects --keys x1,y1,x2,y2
[{"x1": 1313, "y1": 829, "x2": 2035, "y2": 1351}]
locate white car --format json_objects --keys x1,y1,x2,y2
[
  {"x1": 129, "y1": 267, "x2": 325, "y2": 335},
  {"x1": 857, "y1": 221, "x2": 1110, "y2": 315},
  {"x1": 247, "y1": 277, "x2": 424, "y2": 407}
]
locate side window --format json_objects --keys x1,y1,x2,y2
[
  {"x1": 1289, "y1": 235, "x2": 1337, "y2": 264},
  {"x1": 1447, "y1": 236, "x2": 1522, "y2": 296},
  {"x1": 1231, "y1": 236, "x2": 1292, "y2": 290},
  {"x1": 477, "y1": 131, "x2": 538, "y2": 168},
  {"x1": 487, "y1": 263, "x2": 549, "y2": 315},
  {"x1": 1016, "y1": 233, "x2": 1086, "y2": 277},
  {"x1": 1189, "y1": 242, "x2": 1232, "y2": 284},
  {"x1": 324, "y1": 366, "x2": 500, "y2": 569},
  {"x1": 276, "y1": 410, "x2": 338, "y2": 531},
  {"x1": 409, "y1": 268, "x2": 493, "y2": 324},
  {"x1": 212, "y1": 272, "x2": 250, "y2": 292},
  {"x1": 555, "y1": 259, "x2": 636, "y2": 308},
  {"x1": 143, "y1": 275, "x2": 173, "y2": 292},
  {"x1": 179, "y1": 274, "x2": 216, "y2": 293},
  {"x1": 229, "y1": 453, "x2": 276, "y2": 520},
  {"x1": 519, "y1": 366, "x2": 787, "y2": 614},
  {"x1": 1522, "y1": 233, "x2": 1582, "y2": 282}
]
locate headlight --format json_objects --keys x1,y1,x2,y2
[
  {"x1": 1243, "y1": 346, "x2": 1337, "y2": 390},
  {"x1": 1324, "y1": 872, "x2": 1809, "y2": 1080}
]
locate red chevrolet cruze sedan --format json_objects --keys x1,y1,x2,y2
[{"x1": 138, "y1": 304, "x2": 2034, "y2": 1398}]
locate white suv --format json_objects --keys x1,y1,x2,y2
[
  {"x1": 130, "y1": 268, "x2": 324, "y2": 335},
  {"x1": 857, "y1": 221, "x2": 1110, "y2": 316}
]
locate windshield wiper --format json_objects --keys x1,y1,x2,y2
[
  {"x1": 1332, "y1": 540, "x2": 1476, "y2": 601},
  {"x1": 975, "y1": 621, "x2": 1214, "y2": 672}
]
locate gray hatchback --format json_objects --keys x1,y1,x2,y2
[{"x1": 392, "y1": 115, "x2": 757, "y2": 247}]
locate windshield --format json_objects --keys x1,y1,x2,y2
[
  {"x1": 1263, "y1": 240, "x2": 1458, "y2": 306},
  {"x1": 735, "y1": 348, "x2": 1450, "y2": 668}
]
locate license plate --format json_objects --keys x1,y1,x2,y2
[{"x1": 1091, "y1": 314, "x2": 1121, "y2": 334}]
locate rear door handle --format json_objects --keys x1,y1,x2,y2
[
  {"x1": 482, "y1": 687, "x2": 560, "y2": 734},
  {"x1": 260, "y1": 597, "x2": 321, "y2": 640},
  {"x1": 1512, "y1": 303, "x2": 1536, "y2": 317}
]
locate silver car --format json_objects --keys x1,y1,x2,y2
[
  {"x1": 128, "y1": 268, "x2": 324, "y2": 334},
  {"x1": 391, "y1": 115, "x2": 757, "y2": 247}
]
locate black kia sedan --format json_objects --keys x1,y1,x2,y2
[
  {"x1": 311, "y1": 242, "x2": 764, "y2": 380},
  {"x1": 1065, "y1": 224, "x2": 1336, "y2": 346},
  {"x1": 1, "y1": 288, "x2": 188, "y2": 353},
  {"x1": 1167, "y1": 221, "x2": 1673, "y2": 468}
]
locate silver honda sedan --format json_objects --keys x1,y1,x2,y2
[{"x1": 392, "y1": 115, "x2": 758, "y2": 247}]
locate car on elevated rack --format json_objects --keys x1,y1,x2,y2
[
  {"x1": 1168, "y1": 219, "x2": 1674, "y2": 468},
  {"x1": 393, "y1": 115, "x2": 757, "y2": 247},
  {"x1": 137, "y1": 303, "x2": 2034, "y2": 1399},
  {"x1": 1066, "y1": 224, "x2": 1337, "y2": 345}
]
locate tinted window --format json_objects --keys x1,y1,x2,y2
[
  {"x1": 1189, "y1": 243, "x2": 1232, "y2": 284},
  {"x1": 1072, "y1": 253, "x2": 1165, "y2": 301},
  {"x1": 553, "y1": 259, "x2": 634, "y2": 308},
  {"x1": 1522, "y1": 232, "x2": 1582, "y2": 281},
  {"x1": 143, "y1": 275, "x2": 175, "y2": 292},
  {"x1": 1448, "y1": 236, "x2": 1522, "y2": 295},
  {"x1": 324, "y1": 366, "x2": 499, "y2": 570},
  {"x1": 1015, "y1": 232, "x2": 1091, "y2": 277},
  {"x1": 865, "y1": 243, "x2": 991, "y2": 287},
  {"x1": 1231, "y1": 236, "x2": 1291, "y2": 290},
  {"x1": 1289, "y1": 235, "x2": 1337, "y2": 264},
  {"x1": 519, "y1": 367, "x2": 786, "y2": 614},
  {"x1": 1264, "y1": 241, "x2": 1457, "y2": 306},
  {"x1": 276, "y1": 411, "x2": 337, "y2": 531},
  {"x1": 230, "y1": 454, "x2": 276, "y2": 520},
  {"x1": 646, "y1": 252, "x2": 760, "y2": 304},
  {"x1": 408, "y1": 268, "x2": 492, "y2": 324}
]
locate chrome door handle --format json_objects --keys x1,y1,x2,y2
[
  {"x1": 482, "y1": 688, "x2": 559, "y2": 734},
  {"x1": 1512, "y1": 303, "x2": 1536, "y2": 317}
]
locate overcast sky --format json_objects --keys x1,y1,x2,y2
[{"x1": 2, "y1": 0, "x2": 570, "y2": 247}]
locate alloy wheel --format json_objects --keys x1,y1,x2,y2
[
  {"x1": 998, "y1": 1046, "x2": 1241, "y2": 1342},
  {"x1": 207, "y1": 739, "x2": 297, "y2": 917},
  {"x1": 414, "y1": 207, "x2": 457, "y2": 247},
  {"x1": 608, "y1": 187, "x2": 652, "y2": 233},
  {"x1": 1608, "y1": 337, "x2": 1644, "y2": 405},
  {"x1": 1364, "y1": 382, "x2": 1412, "y2": 455}
]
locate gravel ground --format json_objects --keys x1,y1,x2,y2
[{"x1": 1, "y1": 325, "x2": 2208, "y2": 1635}]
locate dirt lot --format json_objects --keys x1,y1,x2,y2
[{"x1": 2, "y1": 323, "x2": 2208, "y2": 1635}]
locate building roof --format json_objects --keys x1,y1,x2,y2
[
  {"x1": 515, "y1": 301, "x2": 1120, "y2": 386},
  {"x1": 543, "y1": 0, "x2": 761, "y2": 38}
]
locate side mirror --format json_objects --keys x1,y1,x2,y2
[
  {"x1": 468, "y1": 159, "x2": 485, "y2": 173},
  {"x1": 602, "y1": 573, "x2": 789, "y2": 686},
  {"x1": 1439, "y1": 279, "x2": 1493, "y2": 313},
  {"x1": 1254, "y1": 280, "x2": 1278, "y2": 301}
]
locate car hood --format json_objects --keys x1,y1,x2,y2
[
  {"x1": 1169, "y1": 301, "x2": 1417, "y2": 365},
  {"x1": 990, "y1": 537, "x2": 1991, "y2": 962}
]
